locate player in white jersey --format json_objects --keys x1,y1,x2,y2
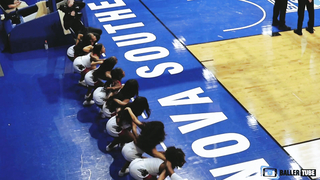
[
  {"x1": 73, "y1": 53, "x2": 91, "y2": 73},
  {"x1": 82, "y1": 56, "x2": 117, "y2": 106},
  {"x1": 129, "y1": 146, "x2": 186, "y2": 180},
  {"x1": 92, "y1": 68, "x2": 125, "y2": 116},
  {"x1": 105, "y1": 97, "x2": 150, "y2": 151},
  {"x1": 101, "y1": 79, "x2": 139, "y2": 118},
  {"x1": 67, "y1": 33, "x2": 87, "y2": 61},
  {"x1": 119, "y1": 121, "x2": 166, "y2": 176},
  {"x1": 73, "y1": 43, "x2": 105, "y2": 86}
]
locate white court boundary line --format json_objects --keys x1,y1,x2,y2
[{"x1": 223, "y1": 0, "x2": 266, "y2": 32}]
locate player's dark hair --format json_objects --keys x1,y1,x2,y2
[
  {"x1": 165, "y1": 146, "x2": 186, "y2": 169},
  {"x1": 136, "y1": 121, "x2": 166, "y2": 153}
]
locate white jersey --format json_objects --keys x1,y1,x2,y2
[
  {"x1": 67, "y1": 45, "x2": 75, "y2": 58},
  {"x1": 93, "y1": 87, "x2": 107, "y2": 106},
  {"x1": 73, "y1": 53, "x2": 91, "y2": 73},
  {"x1": 122, "y1": 141, "x2": 144, "y2": 162},
  {"x1": 129, "y1": 158, "x2": 164, "y2": 180}
]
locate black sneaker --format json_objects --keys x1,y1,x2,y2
[
  {"x1": 294, "y1": 29, "x2": 302, "y2": 36},
  {"x1": 278, "y1": 25, "x2": 291, "y2": 31},
  {"x1": 306, "y1": 27, "x2": 314, "y2": 34}
]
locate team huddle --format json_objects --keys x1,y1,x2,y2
[{"x1": 64, "y1": 1, "x2": 186, "y2": 179}]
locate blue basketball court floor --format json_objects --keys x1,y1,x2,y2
[{"x1": 0, "y1": 0, "x2": 319, "y2": 179}]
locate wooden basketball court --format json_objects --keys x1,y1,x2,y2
[{"x1": 188, "y1": 27, "x2": 320, "y2": 173}]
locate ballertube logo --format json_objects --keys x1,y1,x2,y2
[
  {"x1": 261, "y1": 166, "x2": 279, "y2": 179},
  {"x1": 261, "y1": 166, "x2": 317, "y2": 179}
]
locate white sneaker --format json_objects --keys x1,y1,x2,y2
[
  {"x1": 78, "y1": 80, "x2": 87, "y2": 87},
  {"x1": 83, "y1": 100, "x2": 94, "y2": 106},
  {"x1": 118, "y1": 168, "x2": 129, "y2": 176}
]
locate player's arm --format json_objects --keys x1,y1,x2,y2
[{"x1": 125, "y1": 107, "x2": 143, "y2": 126}]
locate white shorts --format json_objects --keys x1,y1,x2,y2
[
  {"x1": 84, "y1": 70, "x2": 95, "y2": 87},
  {"x1": 73, "y1": 57, "x2": 84, "y2": 73},
  {"x1": 93, "y1": 87, "x2": 107, "y2": 106},
  {"x1": 129, "y1": 159, "x2": 148, "y2": 180},
  {"x1": 129, "y1": 158, "x2": 163, "y2": 180},
  {"x1": 122, "y1": 142, "x2": 144, "y2": 162},
  {"x1": 106, "y1": 116, "x2": 120, "y2": 137},
  {"x1": 101, "y1": 102, "x2": 114, "y2": 118},
  {"x1": 67, "y1": 45, "x2": 75, "y2": 58},
  {"x1": 73, "y1": 54, "x2": 91, "y2": 73}
]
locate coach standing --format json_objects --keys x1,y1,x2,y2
[
  {"x1": 294, "y1": 0, "x2": 314, "y2": 35},
  {"x1": 272, "y1": 0, "x2": 291, "y2": 30}
]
